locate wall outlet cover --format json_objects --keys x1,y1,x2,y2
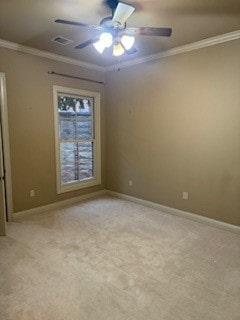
[{"x1": 183, "y1": 192, "x2": 188, "y2": 200}]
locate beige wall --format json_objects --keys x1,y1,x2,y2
[
  {"x1": 1, "y1": 40, "x2": 240, "y2": 225},
  {"x1": 106, "y1": 40, "x2": 240, "y2": 226},
  {"x1": 0, "y1": 47, "x2": 106, "y2": 213}
]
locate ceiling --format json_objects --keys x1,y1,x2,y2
[{"x1": 0, "y1": 0, "x2": 240, "y2": 67}]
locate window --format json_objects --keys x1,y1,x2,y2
[{"x1": 53, "y1": 86, "x2": 101, "y2": 193}]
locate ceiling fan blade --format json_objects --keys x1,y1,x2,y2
[
  {"x1": 75, "y1": 38, "x2": 99, "y2": 49},
  {"x1": 112, "y1": 2, "x2": 135, "y2": 26},
  {"x1": 125, "y1": 27, "x2": 172, "y2": 37},
  {"x1": 55, "y1": 19, "x2": 102, "y2": 31}
]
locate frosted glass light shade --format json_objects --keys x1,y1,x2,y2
[
  {"x1": 93, "y1": 32, "x2": 113, "y2": 54},
  {"x1": 113, "y1": 43, "x2": 124, "y2": 56},
  {"x1": 93, "y1": 41, "x2": 106, "y2": 54},
  {"x1": 99, "y1": 32, "x2": 113, "y2": 48},
  {"x1": 120, "y1": 35, "x2": 135, "y2": 50}
]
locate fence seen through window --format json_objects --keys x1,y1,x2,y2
[{"x1": 58, "y1": 95, "x2": 94, "y2": 184}]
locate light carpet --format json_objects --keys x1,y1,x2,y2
[{"x1": 0, "y1": 196, "x2": 240, "y2": 320}]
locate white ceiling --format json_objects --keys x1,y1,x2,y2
[{"x1": 0, "y1": 0, "x2": 240, "y2": 67}]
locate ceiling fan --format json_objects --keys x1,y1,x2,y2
[{"x1": 55, "y1": 0, "x2": 172, "y2": 57}]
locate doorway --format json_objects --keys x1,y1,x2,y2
[
  {"x1": 0, "y1": 120, "x2": 6, "y2": 235},
  {"x1": 0, "y1": 73, "x2": 13, "y2": 236}
]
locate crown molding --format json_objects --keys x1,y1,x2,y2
[
  {"x1": 105, "y1": 30, "x2": 240, "y2": 71},
  {"x1": 0, "y1": 38, "x2": 105, "y2": 72},
  {"x1": 1, "y1": 30, "x2": 240, "y2": 73}
]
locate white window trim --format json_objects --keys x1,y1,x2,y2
[{"x1": 53, "y1": 85, "x2": 101, "y2": 194}]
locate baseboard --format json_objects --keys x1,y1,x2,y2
[
  {"x1": 13, "y1": 188, "x2": 240, "y2": 235},
  {"x1": 106, "y1": 190, "x2": 240, "y2": 235},
  {"x1": 14, "y1": 189, "x2": 107, "y2": 219}
]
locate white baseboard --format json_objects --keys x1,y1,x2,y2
[
  {"x1": 106, "y1": 190, "x2": 240, "y2": 235},
  {"x1": 14, "y1": 189, "x2": 107, "y2": 219},
  {"x1": 13, "y1": 188, "x2": 240, "y2": 235}
]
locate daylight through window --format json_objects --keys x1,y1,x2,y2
[{"x1": 54, "y1": 86, "x2": 101, "y2": 193}]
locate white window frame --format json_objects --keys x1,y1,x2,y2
[{"x1": 53, "y1": 85, "x2": 101, "y2": 194}]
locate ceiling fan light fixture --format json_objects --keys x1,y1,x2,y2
[
  {"x1": 120, "y1": 35, "x2": 135, "y2": 50},
  {"x1": 113, "y1": 42, "x2": 124, "y2": 57}
]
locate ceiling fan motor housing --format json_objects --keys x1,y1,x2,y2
[{"x1": 100, "y1": 16, "x2": 126, "y2": 32}]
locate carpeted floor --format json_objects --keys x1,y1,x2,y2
[{"x1": 0, "y1": 196, "x2": 240, "y2": 320}]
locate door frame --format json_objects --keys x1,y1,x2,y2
[{"x1": 0, "y1": 73, "x2": 13, "y2": 221}]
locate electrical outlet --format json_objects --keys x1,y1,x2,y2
[
  {"x1": 30, "y1": 190, "x2": 35, "y2": 197},
  {"x1": 183, "y1": 192, "x2": 188, "y2": 200},
  {"x1": 129, "y1": 180, "x2": 133, "y2": 186}
]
